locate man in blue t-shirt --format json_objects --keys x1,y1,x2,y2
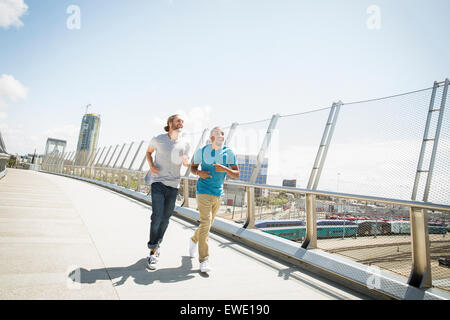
[{"x1": 189, "y1": 127, "x2": 240, "y2": 273}]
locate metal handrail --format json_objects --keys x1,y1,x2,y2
[
  {"x1": 50, "y1": 159, "x2": 450, "y2": 214},
  {"x1": 181, "y1": 175, "x2": 450, "y2": 213}
]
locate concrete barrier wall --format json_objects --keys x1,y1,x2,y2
[{"x1": 0, "y1": 154, "x2": 8, "y2": 180}]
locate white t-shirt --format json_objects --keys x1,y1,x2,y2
[{"x1": 144, "y1": 133, "x2": 190, "y2": 188}]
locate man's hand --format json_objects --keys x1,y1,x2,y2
[
  {"x1": 181, "y1": 155, "x2": 190, "y2": 167},
  {"x1": 213, "y1": 163, "x2": 240, "y2": 179},
  {"x1": 198, "y1": 170, "x2": 212, "y2": 179},
  {"x1": 150, "y1": 164, "x2": 159, "y2": 174},
  {"x1": 213, "y1": 163, "x2": 227, "y2": 172}
]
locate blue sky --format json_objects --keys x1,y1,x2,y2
[{"x1": 1, "y1": 0, "x2": 449, "y2": 200}]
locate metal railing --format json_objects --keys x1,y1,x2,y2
[
  {"x1": 40, "y1": 79, "x2": 450, "y2": 293},
  {"x1": 41, "y1": 149, "x2": 450, "y2": 292}
]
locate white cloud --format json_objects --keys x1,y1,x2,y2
[
  {"x1": 0, "y1": 0, "x2": 28, "y2": 29},
  {"x1": 150, "y1": 105, "x2": 213, "y2": 141},
  {"x1": 43, "y1": 124, "x2": 79, "y2": 149},
  {"x1": 0, "y1": 74, "x2": 28, "y2": 101},
  {"x1": 0, "y1": 99, "x2": 8, "y2": 111},
  {"x1": 175, "y1": 105, "x2": 213, "y2": 133},
  {"x1": 0, "y1": 74, "x2": 28, "y2": 139},
  {"x1": 0, "y1": 74, "x2": 28, "y2": 154},
  {"x1": 0, "y1": 122, "x2": 79, "y2": 155},
  {"x1": 145, "y1": 105, "x2": 214, "y2": 156}
]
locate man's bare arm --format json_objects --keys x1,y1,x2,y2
[
  {"x1": 146, "y1": 146, "x2": 159, "y2": 174},
  {"x1": 213, "y1": 164, "x2": 240, "y2": 179},
  {"x1": 191, "y1": 163, "x2": 211, "y2": 179}
]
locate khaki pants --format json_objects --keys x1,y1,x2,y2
[{"x1": 191, "y1": 193, "x2": 221, "y2": 263}]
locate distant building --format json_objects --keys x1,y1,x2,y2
[
  {"x1": 75, "y1": 113, "x2": 101, "y2": 165},
  {"x1": 282, "y1": 179, "x2": 297, "y2": 187},
  {"x1": 45, "y1": 138, "x2": 66, "y2": 157},
  {"x1": 236, "y1": 154, "x2": 268, "y2": 184},
  {"x1": 223, "y1": 154, "x2": 269, "y2": 206}
]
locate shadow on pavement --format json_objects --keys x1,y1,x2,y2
[{"x1": 68, "y1": 256, "x2": 200, "y2": 287}]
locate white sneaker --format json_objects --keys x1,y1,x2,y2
[
  {"x1": 200, "y1": 260, "x2": 211, "y2": 273},
  {"x1": 189, "y1": 239, "x2": 198, "y2": 258},
  {"x1": 147, "y1": 254, "x2": 158, "y2": 270}
]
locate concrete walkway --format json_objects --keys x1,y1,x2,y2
[{"x1": 0, "y1": 168, "x2": 369, "y2": 300}]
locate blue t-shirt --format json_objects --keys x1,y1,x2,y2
[{"x1": 193, "y1": 144, "x2": 237, "y2": 197}]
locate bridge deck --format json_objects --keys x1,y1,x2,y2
[{"x1": 0, "y1": 169, "x2": 368, "y2": 300}]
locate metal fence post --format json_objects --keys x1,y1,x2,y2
[
  {"x1": 244, "y1": 186, "x2": 256, "y2": 229},
  {"x1": 105, "y1": 145, "x2": 119, "y2": 182},
  {"x1": 100, "y1": 146, "x2": 112, "y2": 167},
  {"x1": 113, "y1": 143, "x2": 126, "y2": 169},
  {"x1": 182, "y1": 178, "x2": 190, "y2": 208},
  {"x1": 302, "y1": 194, "x2": 317, "y2": 249},
  {"x1": 80, "y1": 150, "x2": 89, "y2": 176},
  {"x1": 249, "y1": 114, "x2": 280, "y2": 184},
  {"x1": 62, "y1": 151, "x2": 72, "y2": 173},
  {"x1": 120, "y1": 142, "x2": 134, "y2": 169},
  {"x1": 224, "y1": 122, "x2": 239, "y2": 146},
  {"x1": 118, "y1": 142, "x2": 134, "y2": 187},
  {"x1": 81, "y1": 149, "x2": 93, "y2": 177},
  {"x1": 423, "y1": 78, "x2": 448, "y2": 202},
  {"x1": 183, "y1": 128, "x2": 208, "y2": 177},
  {"x1": 411, "y1": 81, "x2": 439, "y2": 200},
  {"x1": 308, "y1": 101, "x2": 342, "y2": 190},
  {"x1": 49, "y1": 152, "x2": 59, "y2": 172},
  {"x1": 58, "y1": 152, "x2": 68, "y2": 173},
  {"x1": 224, "y1": 123, "x2": 239, "y2": 185},
  {"x1": 88, "y1": 148, "x2": 100, "y2": 178},
  {"x1": 128, "y1": 141, "x2": 144, "y2": 171},
  {"x1": 127, "y1": 141, "x2": 144, "y2": 189},
  {"x1": 112, "y1": 143, "x2": 126, "y2": 185},
  {"x1": 99, "y1": 146, "x2": 112, "y2": 180},
  {"x1": 68, "y1": 151, "x2": 76, "y2": 174},
  {"x1": 137, "y1": 153, "x2": 148, "y2": 193},
  {"x1": 408, "y1": 207, "x2": 432, "y2": 288},
  {"x1": 244, "y1": 114, "x2": 280, "y2": 229},
  {"x1": 106, "y1": 145, "x2": 118, "y2": 168}
]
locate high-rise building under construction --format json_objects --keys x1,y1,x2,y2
[{"x1": 75, "y1": 113, "x2": 101, "y2": 165}]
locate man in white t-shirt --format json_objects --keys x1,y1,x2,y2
[{"x1": 145, "y1": 114, "x2": 190, "y2": 270}]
